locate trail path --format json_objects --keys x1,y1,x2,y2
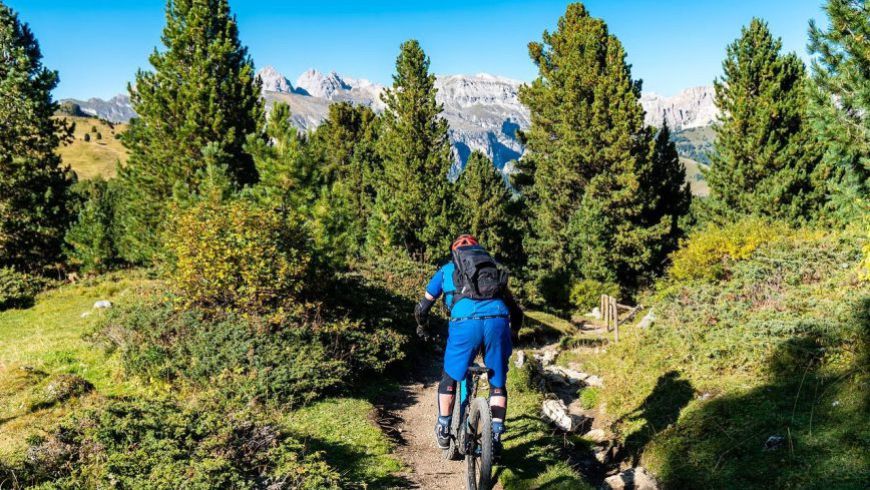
[{"x1": 378, "y1": 352, "x2": 504, "y2": 489}]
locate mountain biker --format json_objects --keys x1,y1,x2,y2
[{"x1": 415, "y1": 234, "x2": 523, "y2": 457}]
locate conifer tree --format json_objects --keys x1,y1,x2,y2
[
  {"x1": 457, "y1": 151, "x2": 518, "y2": 263},
  {"x1": 245, "y1": 103, "x2": 313, "y2": 213},
  {"x1": 0, "y1": 3, "x2": 75, "y2": 273},
  {"x1": 518, "y1": 3, "x2": 679, "y2": 301},
  {"x1": 706, "y1": 18, "x2": 822, "y2": 224},
  {"x1": 642, "y1": 122, "x2": 692, "y2": 267},
  {"x1": 309, "y1": 102, "x2": 381, "y2": 262},
  {"x1": 368, "y1": 40, "x2": 457, "y2": 260},
  {"x1": 116, "y1": 0, "x2": 262, "y2": 263},
  {"x1": 809, "y1": 0, "x2": 870, "y2": 220}
]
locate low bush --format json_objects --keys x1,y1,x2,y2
[
  {"x1": 164, "y1": 198, "x2": 311, "y2": 313},
  {"x1": 668, "y1": 217, "x2": 789, "y2": 281},
  {"x1": 97, "y1": 294, "x2": 406, "y2": 407},
  {"x1": 569, "y1": 279, "x2": 619, "y2": 312},
  {"x1": 0, "y1": 267, "x2": 39, "y2": 310},
  {"x1": 15, "y1": 398, "x2": 341, "y2": 489}
]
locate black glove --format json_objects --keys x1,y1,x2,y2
[{"x1": 414, "y1": 296, "x2": 435, "y2": 340}]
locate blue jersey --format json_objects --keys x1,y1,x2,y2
[{"x1": 426, "y1": 262, "x2": 510, "y2": 319}]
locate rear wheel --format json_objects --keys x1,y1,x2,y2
[
  {"x1": 443, "y1": 390, "x2": 463, "y2": 461},
  {"x1": 465, "y1": 397, "x2": 493, "y2": 490}
]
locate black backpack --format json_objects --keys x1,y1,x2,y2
[{"x1": 451, "y1": 246, "x2": 509, "y2": 302}]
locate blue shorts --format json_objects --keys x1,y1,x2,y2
[{"x1": 443, "y1": 317, "x2": 512, "y2": 388}]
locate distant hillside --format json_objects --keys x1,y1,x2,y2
[
  {"x1": 681, "y1": 157, "x2": 709, "y2": 196},
  {"x1": 54, "y1": 115, "x2": 127, "y2": 179}
]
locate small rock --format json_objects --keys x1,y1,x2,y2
[
  {"x1": 542, "y1": 398, "x2": 585, "y2": 432},
  {"x1": 514, "y1": 350, "x2": 525, "y2": 368},
  {"x1": 697, "y1": 392, "x2": 713, "y2": 401},
  {"x1": 603, "y1": 467, "x2": 659, "y2": 490},
  {"x1": 763, "y1": 435, "x2": 786, "y2": 451},
  {"x1": 93, "y1": 300, "x2": 112, "y2": 309},
  {"x1": 80, "y1": 311, "x2": 92, "y2": 318},
  {"x1": 589, "y1": 307, "x2": 602, "y2": 319},
  {"x1": 31, "y1": 374, "x2": 94, "y2": 410},
  {"x1": 831, "y1": 400, "x2": 840, "y2": 407},
  {"x1": 584, "y1": 375, "x2": 604, "y2": 388},
  {"x1": 583, "y1": 428, "x2": 607, "y2": 443},
  {"x1": 638, "y1": 309, "x2": 656, "y2": 329},
  {"x1": 534, "y1": 349, "x2": 558, "y2": 366},
  {"x1": 594, "y1": 447, "x2": 611, "y2": 464}
]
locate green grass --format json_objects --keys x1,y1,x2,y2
[
  {"x1": 280, "y1": 397, "x2": 404, "y2": 487},
  {"x1": 558, "y1": 226, "x2": 869, "y2": 488},
  {"x1": 0, "y1": 272, "x2": 151, "y2": 464},
  {"x1": 497, "y1": 360, "x2": 592, "y2": 489}
]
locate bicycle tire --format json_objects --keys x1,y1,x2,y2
[
  {"x1": 466, "y1": 397, "x2": 493, "y2": 490},
  {"x1": 443, "y1": 390, "x2": 463, "y2": 461}
]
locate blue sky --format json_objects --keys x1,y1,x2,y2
[{"x1": 8, "y1": 0, "x2": 826, "y2": 100}]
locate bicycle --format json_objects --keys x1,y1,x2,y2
[{"x1": 442, "y1": 363, "x2": 493, "y2": 490}]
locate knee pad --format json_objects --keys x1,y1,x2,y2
[{"x1": 438, "y1": 371, "x2": 457, "y2": 395}]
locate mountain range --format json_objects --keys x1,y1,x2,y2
[{"x1": 62, "y1": 67, "x2": 719, "y2": 173}]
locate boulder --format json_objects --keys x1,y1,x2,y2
[
  {"x1": 637, "y1": 309, "x2": 656, "y2": 329},
  {"x1": 604, "y1": 467, "x2": 659, "y2": 490},
  {"x1": 542, "y1": 398, "x2": 585, "y2": 432},
  {"x1": 514, "y1": 350, "x2": 525, "y2": 368},
  {"x1": 763, "y1": 435, "x2": 786, "y2": 451},
  {"x1": 583, "y1": 428, "x2": 607, "y2": 443}
]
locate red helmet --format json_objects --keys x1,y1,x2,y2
[{"x1": 451, "y1": 234, "x2": 479, "y2": 251}]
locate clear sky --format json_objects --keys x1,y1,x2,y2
[{"x1": 7, "y1": 0, "x2": 826, "y2": 100}]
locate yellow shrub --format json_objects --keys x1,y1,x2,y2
[
  {"x1": 669, "y1": 218, "x2": 788, "y2": 281},
  {"x1": 165, "y1": 199, "x2": 311, "y2": 312}
]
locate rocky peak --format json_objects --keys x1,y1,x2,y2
[
  {"x1": 295, "y1": 69, "x2": 352, "y2": 99},
  {"x1": 257, "y1": 66, "x2": 293, "y2": 93},
  {"x1": 640, "y1": 86, "x2": 718, "y2": 130}
]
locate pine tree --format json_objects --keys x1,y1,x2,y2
[
  {"x1": 808, "y1": 0, "x2": 870, "y2": 221},
  {"x1": 518, "y1": 3, "x2": 678, "y2": 302},
  {"x1": 642, "y1": 122, "x2": 692, "y2": 268},
  {"x1": 65, "y1": 179, "x2": 119, "y2": 273},
  {"x1": 706, "y1": 18, "x2": 822, "y2": 224},
  {"x1": 309, "y1": 102, "x2": 381, "y2": 262},
  {"x1": 457, "y1": 151, "x2": 519, "y2": 264},
  {"x1": 0, "y1": 3, "x2": 75, "y2": 273},
  {"x1": 245, "y1": 103, "x2": 314, "y2": 213},
  {"x1": 367, "y1": 40, "x2": 457, "y2": 260},
  {"x1": 116, "y1": 0, "x2": 262, "y2": 263}
]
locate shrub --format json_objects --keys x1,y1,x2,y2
[
  {"x1": 668, "y1": 217, "x2": 789, "y2": 281},
  {"x1": 64, "y1": 179, "x2": 120, "y2": 273},
  {"x1": 18, "y1": 398, "x2": 341, "y2": 489},
  {"x1": 165, "y1": 198, "x2": 311, "y2": 313},
  {"x1": 0, "y1": 267, "x2": 38, "y2": 310},
  {"x1": 95, "y1": 131, "x2": 102, "y2": 140},
  {"x1": 90, "y1": 125, "x2": 97, "y2": 133},
  {"x1": 97, "y1": 295, "x2": 406, "y2": 407},
  {"x1": 579, "y1": 386, "x2": 600, "y2": 410},
  {"x1": 569, "y1": 279, "x2": 619, "y2": 312},
  {"x1": 82, "y1": 133, "x2": 90, "y2": 142}
]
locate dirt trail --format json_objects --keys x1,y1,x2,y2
[{"x1": 378, "y1": 353, "x2": 503, "y2": 489}]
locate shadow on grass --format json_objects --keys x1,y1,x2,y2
[
  {"x1": 616, "y1": 370, "x2": 694, "y2": 466},
  {"x1": 650, "y1": 298, "x2": 870, "y2": 489},
  {"x1": 295, "y1": 434, "x2": 414, "y2": 489}
]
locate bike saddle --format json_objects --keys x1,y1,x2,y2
[{"x1": 467, "y1": 365, "x2": 489, "y2": 375}]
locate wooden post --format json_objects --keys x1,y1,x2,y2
[{"x1": 612, "y1": 296, "x2": 619, "y2": 343}]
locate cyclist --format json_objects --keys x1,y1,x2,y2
[{"x1": 415, "y1": 234, "x2": 523, "y2": 457}]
